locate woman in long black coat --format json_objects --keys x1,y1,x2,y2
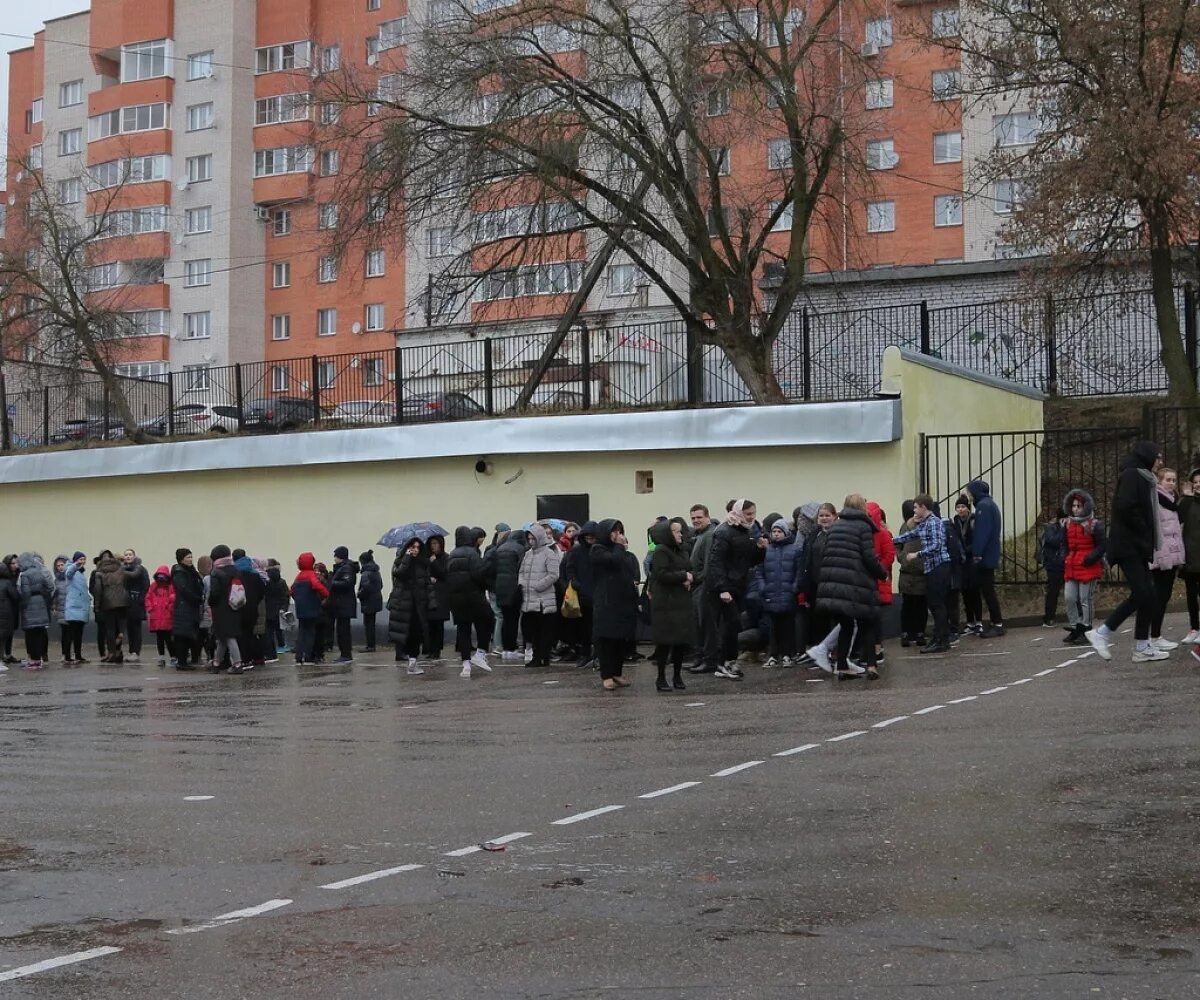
[
  {"x1": 649, "y1": 519, "x2": 694, "y2": 691},
  {"x1": 817, "y1": 495, "x2": 887, "y2": 679},
  {"x1": 590, "y1": 519, "x2": 639, "y2": 690},
  {"x1": 424, "y1": 535, "x2": 450, "y2": 660},
  {"x1": 387, "y1": 538, "x2": 435, "y2": 674},
  {"x1": 171, "y1": 549, "x2": 204, "y2": 670}
]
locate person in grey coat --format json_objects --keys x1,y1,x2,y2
[
  {"x1": 17, "y1": 553, "x2": 55, "y2": 669},
  {"x1": 518, "y1": 524, "x2": 562, "y2": 667}
]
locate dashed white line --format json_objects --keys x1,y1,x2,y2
[
  {"x1": 1010, "y1": 678, "x2": 1033, "y2": 685},
  {"x1": 947, "y1": 696, "x2": 978, "y2": 704},
  {"x1": 773, "y1": 743, "x2": 821, "y2": 757},
  {"x1": 183, "y1": 795, "x2": 213, "y2": 801},
  {"x1": 320, "y1": 864, "x2": 424, "y2": 889},
  {"x1": 639, "y1": 782, "x2": 701, "y2": 799},
  {"x1": 166, "y1": 899, "x2": 292, "y2": 935},
  {"x1": 484, "y1": 831, "x2": 534, "y2": 846},
  {"x1": 980, "y1": 686, "x2": 1009, "y2": 695},
  {"x1": 872, "y1": 716, "x2": 909, "y2": 729},
  {"x1": 444, "y1": 845, "x2": 483, "y2": 857},
  {"x1": 711, "y1": 761, "x2": 764, "y2": 777},
  {"x1": 0, "y1": 947, "x2": 123, "y2": 983},
  {"x1": 913, "y1": 705, "x2": 946, "y2": 715},
  {"x1": 1033, "y1": 668, "x2": 1057, "y2": 677},
  {"x1": 684, "y1": 702, "x2": 706, "y2": 707},
  {"x1": 551, "y1": 805, "x2": 624, "y2": 825},
  {"x1": 1031, "y1": 636, "x2": 1044, "y2": 642},
  {"x1": 826, "y1": 731, "x2": 867, "y2": 742}
]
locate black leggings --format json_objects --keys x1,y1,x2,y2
[
  {"x1": 453, "y1": 609, "x2": 494, "y2": 660},
  {"x1": 767, "y1": 611, "x2": 796, "y2": 658},
  {"x1": 900, "y1": 594, "x2": 927, "y2": 637},
  {"x1": 24, "y1": 627, "x2": 48, "y2": 662},
  {"x1": 654, "y1": 643, "x2": 686, "y2": 681},
  {"x1": 1151, "y1": 567, "x2": 1178, "y2": 638},
  {"x1": 1105, "y1": 556, "x2": 1159, "y2": 641},
  {"x1": 1187, "y1": 574, "x2": 1200, "y2": 630},
  {"x1": 155, "y1": 630, "x2": 174, "y2": 657},
  {"x1": 425, "y1": 619, "x2": 446, "y2": 657}
]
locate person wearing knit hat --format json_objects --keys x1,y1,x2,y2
[
  {"x1": 62, "y1": 552, "x2": 91, "y2": 664},
  {"x1": 328, "y1": 546, "x2": 358, "y2": 663},
  {"x1": 334, "y1": 545, "x2": 350, "y2": 561},
  {"x1": 72, "y1": 551, "x2": 86, "y2": 563}
]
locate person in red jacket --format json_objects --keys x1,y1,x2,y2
[
  {"x1": 144, "y1": 565, "x2": 176, "y2": 666},
  {"x1": 290, "y1": 553, "x2": 330, "y2": 665},
  {"x1": 1062, "y1": 489, "x2": 1106, "y2": 645},
  {"x1": 867, "y1": 501, "x2": 896, "y2": 662}
]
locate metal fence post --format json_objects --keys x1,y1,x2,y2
[
  {"x1": 685, "y1": 324, "x2": 701, "y2": 406},
  {"x1": 393, "y1": 345, "x2": 404, "y2": 425},
  {"x1": 919, "y1": 300, "x2": 931, "y2": 355},
  {"x1": 166, "y1": 373, "x2": 176, "y2": 436},
  {"x1": 234, "y1": 363, "x2": 245, "y2": 432},
  {"x1": 801, "y1": 307, "x2": 812, "y2": 400},
  {"x1": 1185, "y1": 283, "x2": 1198, "y2": 387},
  {"x1": 102, "y1": 381, "x2": 111, "y2": 441},
  {"x1": 0, "y1": 368, "x2": 9, "y2": 451},
  {"x1": 42, "y1": 387, "x2": 50, "y2": 446},
  {"x1": 1044, "y1": 294, "x2": 1058, "y2": 395},
  {"x1": 580, "y1": 326, "x2": 592, "y2": 410},
  {"x1": 310, "y1": 355, "x2": 321, "y2": 425},
  {"x1": 483, "y1": 338, "x2": 495, "y2": 416}
]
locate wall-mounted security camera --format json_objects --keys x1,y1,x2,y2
[{"x1": 475, "y1": 458, "x2": 494, "y2": 475}]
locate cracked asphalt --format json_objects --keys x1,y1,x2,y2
[{"x1": 2, "y1": 619, "x2": 1200, "y2": 999}]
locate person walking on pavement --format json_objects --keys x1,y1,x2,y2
[
  {"x1": 518, "y1": 524, "x2": 561, "y2": 668},
  {"x1": 171, "y1": 549, "x2": 204, "y2": 670},
  {"x1": 446, "y1": 526, "x2": 495, "y2": 678},
  {"x1": 704, "y1": 499, "x2": 767, "y2": 680},
  {"x1": 817, "y1": 496, "x2": 888, "y2": 680},
  {"x1": 92, "y1": 550, "x2": 129, "y2": 663},
  {"x1": 893, "y1": 494, "x2": 953, "y2": 654},
  {"x1": 387, "y1": 537, "x2": 435, "y2": 675},
  {"x1": 17, "y1": 553, "x2": 55, "y2": 670},
  {"x1": 649, "y1": 518, "x2": 694, "y2": 691},
  {"x1": 966, "y1": 480, "x2": 1006, "y2": 636},
  {"x1": 62, "y1": 552, "x2": 90, "y2": 665},
  {"x1": 356, "y1": 550, "x2": 384, "y2": 653},
  {"x1": 591, "y1": 519, "x2": 639, "y2": 690},
  {"x1": 1148, "y1": 467, "x2": 1184, "y2": 652},
  {"x1": 425, "y1": 536, "x2": 450, "y2": 661},
  {"x1": 1086, "y1": 441, "x2": 1166, "y2": 662},
  {"x1": 121, "y1": 549, "x2": 150, "y2": 663},
  {"x1": 1061, "y1": 490, "x2": 1106, "y2": 646},
  {"x1": 328, "y1": 546, "x2": 359, "y2": 664}
]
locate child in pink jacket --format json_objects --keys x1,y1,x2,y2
[{"x1": 145, "y1": 566, "x2": 176, "y2": 666}]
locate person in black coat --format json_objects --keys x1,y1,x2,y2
[
  {"x1": 207, "y1": 544, "x2": 246, "y2": 672},
  {"x1": 121, "y1": 550, "x2": 150, "y2": 662},
  {"x1": 171, "y1": 549, "x2": 204, "y2": 670},
  {"x1": 0, "y1": 555, "x2": 20, "y2": 664},
  {"x1": 264, "y1": 560, "x2": 291, "y2": 653},
  {"x1": 425, "y1": 536, "x2": 450, "y2": 660},
  {"x1": 492, "y1": 529, "x2": 529, "y2": 659},
  {"x1": 818, "y1": 495, "x2": 887, "y2": 679},
  {"x1": 561, "y1": 521, "x2": 599, "y2": 667},
  {"x1": 704, "y1": 500, "x2": 766, "y2": 679},
  {"x1": 1088, "y1": 440, "x2": 1164, "y2": 661},
  {"x1": 591, "y1": 519, "x2": 639, "y2": 690},
  {"x1": 328, "y1": 546, "x2": 359, "y2": 663},
  {"x1": 648, "y1": 519, "x2": 693, "y2": 691},
  {"x1": 233, "y1": 550, "x2": 268, "y2": 668},
  {"x1": 446, "y1": 526, "x2": 495, "y2": 675},
  {"x1": 387, "y1": 537, "x2": 435, "y2": 674},
  {"x1": 356, "y1": 550, "x2": 384, "y2": 652}
]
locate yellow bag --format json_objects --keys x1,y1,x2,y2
[{"x1": 561, "y1": 582, "x2": 582, "y2": 618}]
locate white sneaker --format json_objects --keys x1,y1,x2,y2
[
  {"x1": 806, "y1": 645, "x2": 833, "y2": 674},
  {"x1": 1152, "y1": 637, "x2": 1179, "y2": 651},
  {"x1": 406, "y1": 658, "x2": 425, "y2": 676},
  {"x1": 1084, "y1": 629, "x2": 1112, "y2": 661},
  {"x1": 470, "y1": 649, "x2": 492, "y2": 673},
  {"x1": 0, "y1": 663, "x2": 7, "y2": 673},
  {"x1": 841, "y1": 660, "x2": 866, "y2": 676},
  {"x1": 460, "y1": 662, "x2": 471, "y2": 678},
  {"x1": 1132, "y1": 646, "x2": 1170, "y2": 662},
  {"x1": 763, "y1": 656, "x2": 778, "y2": 667},
  {"x1": 127, "y1": 653, "x2": 139, "y2": 663},
  {"x1": 781, "y1": 656, "x2": 793, "y2": 666},
  {"x1": 1183, "y1": 630, "x2": 1200, "y2": 644},
  {"x1": 524, "y1": 648, "x2": 534, "y2": 664}
]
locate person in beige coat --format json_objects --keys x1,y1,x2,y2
[{"x1": 519, "y1": 524, "x2": 562, "y2": 667}]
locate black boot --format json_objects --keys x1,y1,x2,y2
[
  {"x1": 672, "y1": 672, "x2": 686, "y2": 690},
  {"x1": 655, "y1": 672, "x2": 670, "y2": 692}
]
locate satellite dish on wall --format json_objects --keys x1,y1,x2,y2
[
  {"x1": 7, "y1": 194, "x2": 14, "y2": 206},
  {"x1": 351, "y1": 321, "x2": 362, "y2": 334},
  {"x1": 176, "y1": 180, "x2": 190, "y2": 192}
]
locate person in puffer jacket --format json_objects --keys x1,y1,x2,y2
[
  {"x1": 1061, "y1": 489, "x2": 1106, "y2": 645},
  {"x1": 519, "y1": 524, "x2": 562, "y2": 667},
  {"x1": 145, "y1": 566, "x2": 176, "y2": 666},
  {"x1": 1150, "y1": 467, "x2": 1185, "y2": 650},
  {"x1": 63, "y1": 553, "x2": 90, "y2": 664},
  {"x1": 760, "y1": 521, "x2": 800, "y2": 665},
  {"x1": 291, "y1": 553, "x2": 329, "y2": 665},
  {"x1": 355, "y1": 550, "x2": 384, "y2": 653},
  {"x1": 817, "y1": 496, "x2": 887, "y2": 678},
  {"x1": 0, "y1": 555, "x2": 18, "y2": 665},
  {"x1": 17, "y1": 553, "x2": 55, "y2": 669},
  {"x1": 446, "y1": 525, "x2": 495, "y2": 676}
]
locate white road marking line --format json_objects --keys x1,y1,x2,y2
[
  {"x1": 1077, "y1": 651, "x2": 1095, "y2": 659},
  {"x1": 444, "y1": 845, "x2": 482, "y2": 857},
  {"x1": 1121, "y1": 628, "x2": 1132, "y2": 634},
  {"x1": 773, "y1": 743, "x2": 821, "y2": 756},
  {"x1": 711, "y1": 761, "x2": 764, "y2": 777},
  {"x1": 826, "y1": 731, "x2": 867, "y2": 742},
  {"x1": 1057, "y1": 659, "x2": 1079, "y2": 667},
  {"x1": 167, "y1": 899, "x2": 292, "y2": 935},
  {"x1": 913, "y1": 705, "x2": 945, "y2": 715},
  {"x1": 0, "y1": 946, "x2": 123, "y2": 983},
  {"x1": 552, "y1": 805, "x2": 624, "y2": 826},
  {"x1": 183, "y1": 795, "x2": 213, "y2": 801},
  {"x1": 960, "y1": 651, "x2": 1012, "y2": 658},
  {"x1": 1031, "y1": 636, "x2": 1044, "y2": 642},
  {"x1": 484, "y1": 831, "x2": 534, "y2": 846},
  {"x1": 1033, "y1": 668, "x2": 1057, "y2": 677},
  {"x1": 805, "y1": 678, "x2": 825, "y2": 683},
  {"x1": 684, "y1": 702, "x2": 706, "y2": 707},
  {"x1": 980, "y1": 686, "x2": 1009, "y2": 695},
  {"x1": 639, "y1": 782, "x2": 702, "y2": 799},
  {"x1": 320, "y1": 864, "x2": 424, "y2": 890},
  {"x1": 1010, "y1": 678, "x2": 1033, "y2": 685},
  {"x1": 947, "y1": 696, "x2": 978, "y2": 704},
  {"x1": 872, "y1": 716, "x2": 909, "y2": 729}
]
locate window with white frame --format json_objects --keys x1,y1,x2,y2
[
  {"x1": 124, "y1": 309, "x2": 171, "y2": 336},
  {"x1": 184, "y1": 259, "x2": 212, "y2": 287},
  {"x1": 272, "y1": 261, "x2": 291, "y2": 287},
  {"x1": 934, "y1": 194, "x2": 962, "y2": 227},
  {"x1": 186, "y1": 154, "x2": 212, "y2": 183},
  {"x1": 366, "y1": 193, "x2": 388, "y2": 223},
  {"x1": 59, "y1": 79, "x2": 83, "y2": 107},
  {"x1": 320, "y1": 149, "x2": 340, "y2": 176},
  {"x1": 272, "y1": 365, "x2": 289, "y2": 392},
  {"x1": 184, "y1": 311, "x2": 211, "y2": 338},
  {"x1": 28, "y1": 145, "x2": 43, "y2": 170},
  {"x1": 90, "y1": 154, "x2": 170, "y2": 187},
  {"x1": 122, "y1": 39, "x2": 170, "y2": 82},
  {"x1": 255, "y1": 41, "x2": 312, "y2": 74},
  {"x1": 317, "y1": 361, "x2": 336, "y2": 388},
  {"x1": 321, "y1": 45, "x2": 341, "y2": 72},
  {"x1": 866, "y1": 138, "x2": 898, "y2": 170},
  {"x1": 932, "y1": 7, "x2": 960, "y2": 38},
  {"x1": 932, "y1": 69, "x2": 960, "y2": 101},
  {"x1": 88, "y1": 263, "x2": 120, "y2": 290},
  {"x1": 272, "y1": 314, "x2": 291, "y2": 340},
  {"x1": 254, "y1": 145, "x2": 313, "y2": 177},
  {"x1": 57, "y1": 178, "x2": 82, "y2": 204},
  {"x1": 866, "y1": 200, "x2": 895, "y2": 233},
  {"x1": 362, "y1": 358, "x2": 385, "y2": 387},
  {"x1": 700, "y1": 9, "x2": 760, "y2": 45},
  {"x1": 365, "y1": 303, "x2": 385, "y2": 332},
  {"x1": 320, "y1": 101, "x2": 340, "y2": 125},
  {"x1": 768, "y1": 200, "x2": 794, "y2": 232},
  {"x1": 184, "y1": 364, "x2": 211, "y2": 391},
  {"x1": 994, "y1": 178, "x2": 1028, "y2": 214},
  {"x1": 705, "y1": 86, "x2": 730, "y2": 117},
  {"x1": 865, "y1": 79, "x2": 893, "y2": 110},
  {"x1": 366, "y1": 249, "x2": 386, "y2": 276},
  {"x1": 710, "y1": 146, "x2": 731, "y2": 176},
  {"x1": 273, "y1": 209, "x2": 292, "y2": 236},
  {"x1": 607, "y1": 263, "x2": 639, "y2": 295},
  {"x1": 933, "y1": 131, "x2": 962, "y2": 163},
  {"x1": 255, "y1": 93, "x2": 311, "y2": 125},
  {"x1": 380, "y1": 18, "x2": 407, "y2": 49},
  {"x1": 95, "y1": 206, "x2": 169, "y2": 237},
  {"x1": 186, "y1": 103, "x2": 214, "y2": 131},
  {"x1": 366, "y1": 36, "x2": 381, "y2": 62},
  {"x1": 993, "y1": 111, "x2": 1040, "y2": 147},
  {"x1": 767, "y1": 137, "x2": 790, "y2": 170},
  {"x1": 58, "y1": 128, "x2": 82, "y2": 156},
  {"x1": 477, "y1": 261, "x2": 583, "y2": 300},
  {"x1": 428, "y1": 227, "x2": 452, "y2": 257},
  {"x1": 317, "y1": 256, "x2": 338, "y2": 282},
  {"x1": 88, "y1": 103, "x2": 171, "y2": 140},
  {"x1": 185, "y1": 206, "x2": 212, "y2": 234},
  {"x1": 865, "y1": 18, "x2": 892, "y2": 48},
  {"x1": 187, "y1": 51, "x2": 214, "y2": 80},
  {"x1": 318, "y1": 203, "x2": 339, "y2": 229},
  {"x1": 129, "y1": 259, "x2": 165, "y2": 285},
  {"x1": 30, "y1": 97, "x2": 43, "y2": 124},
  {"x1": 368, "y1": 0, "x2": 381, "y2": 10},
  {"x1": 115, "y1": 361, "x2": 169, "y2": 380},
  {"x1": 317, "y1": 308, "x2": 337, "y2": 336}
]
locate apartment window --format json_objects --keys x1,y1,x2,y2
[
  {"x1": 380, "y1": 18, "x2": 407, "y2": 50},
  {"x1": 317, "y1": 308, "x2": 337, "y2": 336},
  {"x1": 365, "y1": 303, "x2": 385, "y2": 332},
  {"x1": 367, "y1": 0, "x2": 381, "y2": 10},
  {"x1": 321, "y1": 45, "x2": 341, "y2": 73},
  {"x1": 866, "y1": 138, "x2": 898, "y2": 170},
  {"x1": 186, "y1": 103, "x2": 214, "y2": 131},
  {"x1": 59, "y1": 80, "x2": 83, "y2": 107},
  {"x1": 706, "y1": 207, "x2": 728, "y2": 237},
  {"x1": 865, "y1": 18, "x2": 892, "y2": 49},
  {"x1": 99, "y1": 206, "x2": 169, "y2": 237},
  {"x1": 272, "y1": 365, "x2": 289, "y2": 392},
  {"x1": 934, "y1": 194, "x2": 963, "y2": 227},
  {"x1": 320, "y1": 150, "x2": 340, "y2": 176},
  {"x1": 57, "y1": 178, "x2": 82, "y2": 205},
  {"x1": 255, "y1": 41, "x2": 312, "y2": 74},
  {"x1": 28, "y1": 145, "x2": 43, "y2": 170},
  {"x1": 700, "y1": 9, "x2": 760, "y2": 45},
  {"x1": 187, "y1": 154, "x2": 213, "y2": 183},
  {"x1": 865, "y1": 79, "x2": 893, "y2": 110},
  {"x1": 607, "y1": 263, "x2": 639, "y2": 295},
  {"x1": 184, "y1": 311, "x2": 211, "y2": 339},
  {"x1": 122, "y1": 39, "x2": 170, "y2": 82},
  {"x1": 184, "y1": 364, "x2": 211, "y2": 391},
  {"x1": 710, "y1": 146, "x2": 730, "y2": 176},
  {"x1": 90, "y1": 154, "x2": 170, "y2": 188},
  {"x1": 430, "y1": 0, "x2": 457, "y2": 21},
  {"x1": 318, "y1": 203, "x2": 339, "y2": 229},
  {"x1": 129, "y1": 259, "x2": 165, "y2": 285},
  {"x1": 123, "y1": 309, "x2": 170, "y2": 336},
  {"x1": 866, "y1": 200, "x2": 895, "y2": 233},
  {"x1": 89, "y1": 103, "x2": 170, "y2": 140},
  {"x1": 932, "y1": 70, "x2": 961, "y2": 101},
  {"x1": 273, "y1": 209, "x2": 292, "y2": 236},
  {"x1": 185, "y1": 206, "x2": 212, "y2": 234},
  {"x1": 254, "y1": 145, "x2": 313, "y2": 177},
  {"x1": 366, "y1": 193, "x2": 388, "y2": 223},
  {"x1": 255, "y1": 93, "x2": 311, "y2": 125},
  {"x1": 994, "y1": 178, "x2": 1028, "y2": 214},
  {"x1": 58, "y1": 128, "x2": 82, "y2": 156},
  {"x1": 320, "y1": 101, "x2": 340, "y2": 125},
  {"x1": 994, "y1": 111, "x2": 1040, "y2": 147},
  {"x1": 428, "y1": 227, "x2": 452, "y2": 257},
  {"x1": 705, "y1": 86, "x2": 730, "y2": 117},
  {"x1": 317, "y1": 256, "x2": 338, "y2": 282},
  {"x1": 30, "y1": 98, "x2": 43, "y2": 124},
  {"x1": 477, "y1": 261, "x2": 583, "y2": 301},
  {"x1": 366, "y1": 249, "x2": 386, "y2": 276},
  {"x1": 359, "y1": 358, "x2": 384, "y2": 388},
  {"x1": 115, "y1": 361, "x2": 169, "y2": 380},
  {"x1": 767, "y1": 138, "x2": 790, "y2": 170},
  {"x1": 272, "y1": 314, "x2": 291, "y2": 340},
  {"x1": 768, "y1": 200, "x2": 794, "y2": 232},
  {"x1": 272, "y1": 261, "x2": 291, "y2": 287},
  {"x1": 317, "y1": 361, "x2": 336, "y2": 389},
  {"x1": 933, "y1": 131, "x2": 962, "y2": 164},
  {"x1": 187, "y1": 51, "x2": 214, "y2": 80},
  {"x1": 88, "y1": 263, "x2": 120, "y2": 290},
  {"x1": 932, "y1": 7, "x2": 960, "y2": 38},
  {"x1": 184, "y1": 259, "x2": 212, "y2": 287},
  {"x1": 366, "y1": 36, "x2": 381, "y2": 62}
]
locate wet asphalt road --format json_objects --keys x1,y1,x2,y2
[{"x1": 3, "y1": 621, "x2": 1200, "y2": 999}]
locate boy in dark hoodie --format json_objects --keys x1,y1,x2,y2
[
  {"x1": 291, "y1": 553, "x2": 330, "y2": 665},
  {"x1": 265, "y1": 559, "x2": 291, "y2": 654}
]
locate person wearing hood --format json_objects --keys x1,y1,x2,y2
[
  {"x1": 62, "y1": 552, "x2": 90, "y2": 665},
  {"x1": 232, "y1": 549, "x2": 268, "y2": 668},
  {"x1": 291, "y1": 553, "x2": 330, "y2": 665},
  {"x1": 817, "y1": 496, "x2": 887, "y2": 679},
  {"x1": 328, "y1": 546, "x2": 359, "y2": 664},
  {"x1": 1149, "y1": 466, "x2": 1185, "y2": 652},
  {"x1": 704, "y1": 499, "x2": 767, "y2": 680},
  {"x1": 1177, "y1": 468, "x2": 1200, "y2": 646},
  {"x1": 761, "y1": 520, "x2": 801, "y2": 666},
  {"x1": 492, "y1": 528, "x2": 529, "y2": 661},
  {"x1": 591, "y1": 519, "x2": 638, "y2": 690},
  {"x1": 17, "y1": 553, "x2": 55, "y2": 669},
  {"x1": 562, "y1": 521, "x2": 600, "y2": 668},
  {"x1": 264, "y1": 559, "x2": 291, "y2": 654},
  {"x1": 387, "y1": 536, "x2": 435, "y2": 675},
  {"x1": 484, "y1": 522, "x2": 511, "y2": 652},
  {"x1": 207, "y1": 544, "x2": 246, "y2": 673},
  {"x1": 91, "y1": 550, "x2": 129, "y2": 663},
  {"x1": 145, "y1": 565, "x2": 176, "y2": 666},
  {"x1": 425, "y1": 536, "x2": 450, "y2": 661},
  {"x1": 356, "y1": 550, "x2": 384, "y2": 653},
  {"x1": 965, "y1": 480, "x2": 1005, "y2": 637},
  {"x1": 649, "y1": 519, "x2": 693, "y2": 690},
  {"x1": 1086, "y1": 442, "x2": 1165, "y2": 662},
  {"x1": 171, "y1": 549, "x2": 204, "y2": 670},
  {"x1": 1061, "y1": 490, "x2": 1106, "y2": 645},
  {"x1": 446, "y1": 526, "x2": 495, "y2": 678},
  {"x1": 121, "y1": 549, "x2": 150, "y2": 663},
  {"x1": 518, "y1": 524, "x2": 562, "y2": 667}
]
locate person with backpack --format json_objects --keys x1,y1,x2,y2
[
  {"x1": 1061, "y1": 490, "x2": 1106, "y2": 645},
  {"x1": 327, "y1": 546, "x2": 359, "y2": 665},
  {"x1": 1036, "y1": 509, "x2": 1067, "y2": 627},
  {"x1": 145, "y1": 566, "x2": 176, "y2": 666},
  {"x1": 208, "y1": 544, "x2": 246, "y2": 673},
  {"x1": 291, "y1": 552, "x2": 330, "y2": 665}
]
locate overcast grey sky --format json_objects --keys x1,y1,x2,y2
[{"x1": 1, "y1": 2, "x2": 90, "y2": 160}]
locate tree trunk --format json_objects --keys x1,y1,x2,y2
[
  {"x1": 1146, "y1": 210, "x2": 1198, "y2": 407},
  {"x1": 79, "y1": 333, "x2": 146, "y2": 443},
  {"x1": 712, "y1": 329, "x2": 787, "y2": 404}
]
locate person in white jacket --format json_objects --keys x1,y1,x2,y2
[{"x1": 519, "y1": 524, "x2": 562, "y2": 667}]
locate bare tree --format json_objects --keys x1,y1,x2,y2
[
  {"x1": 945, "y1": 0, "x2": 1200, "y2": 403},
  {"x1": 318, "y1": 0, "x2": 879, "y2": 403}
]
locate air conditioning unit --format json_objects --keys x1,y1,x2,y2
[
  {"x1": 255, "y1": 206, "x2": 271, "y2": 222},
  {"x1": 861, "y1": 40, "x2": 879, "y2": 57},
  {"x1": 366, "y1": 52, "x2": 378, "y2": 66}
]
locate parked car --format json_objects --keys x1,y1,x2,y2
[
  {"x1": 141, "y1": 403, "x2": 242, "y2": 437},
  {"x1": 330, "y1": 400, "x2": 397, "y2": 425},
  {"x1": 242, "y1": 396, "x2": 322, "y2": 432},
  {"x1": 400, "y1": 391, "x2": 485, "y2": 423},
  {"x1": 49, "y1": 417, "x2": 126, "y2": 444}
]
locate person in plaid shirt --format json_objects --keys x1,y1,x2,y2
[{"x1": 893, "y1": 494, "x2": 953, "y2": 653}]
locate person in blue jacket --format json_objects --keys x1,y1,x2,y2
[
  {"x1": 967, "y1": 479, "x2": 1005, "y2": 636},
  {"x1": 761, "y1": 520, "x2": 801, "y2": 665}
]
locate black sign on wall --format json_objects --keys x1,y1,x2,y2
[{"x1": 537, "y1": 494, "x2": 590, "y2": 525}]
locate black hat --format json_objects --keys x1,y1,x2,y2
[{"x1": 334, "y1": 545, "x2": 350, "y2": 560}]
